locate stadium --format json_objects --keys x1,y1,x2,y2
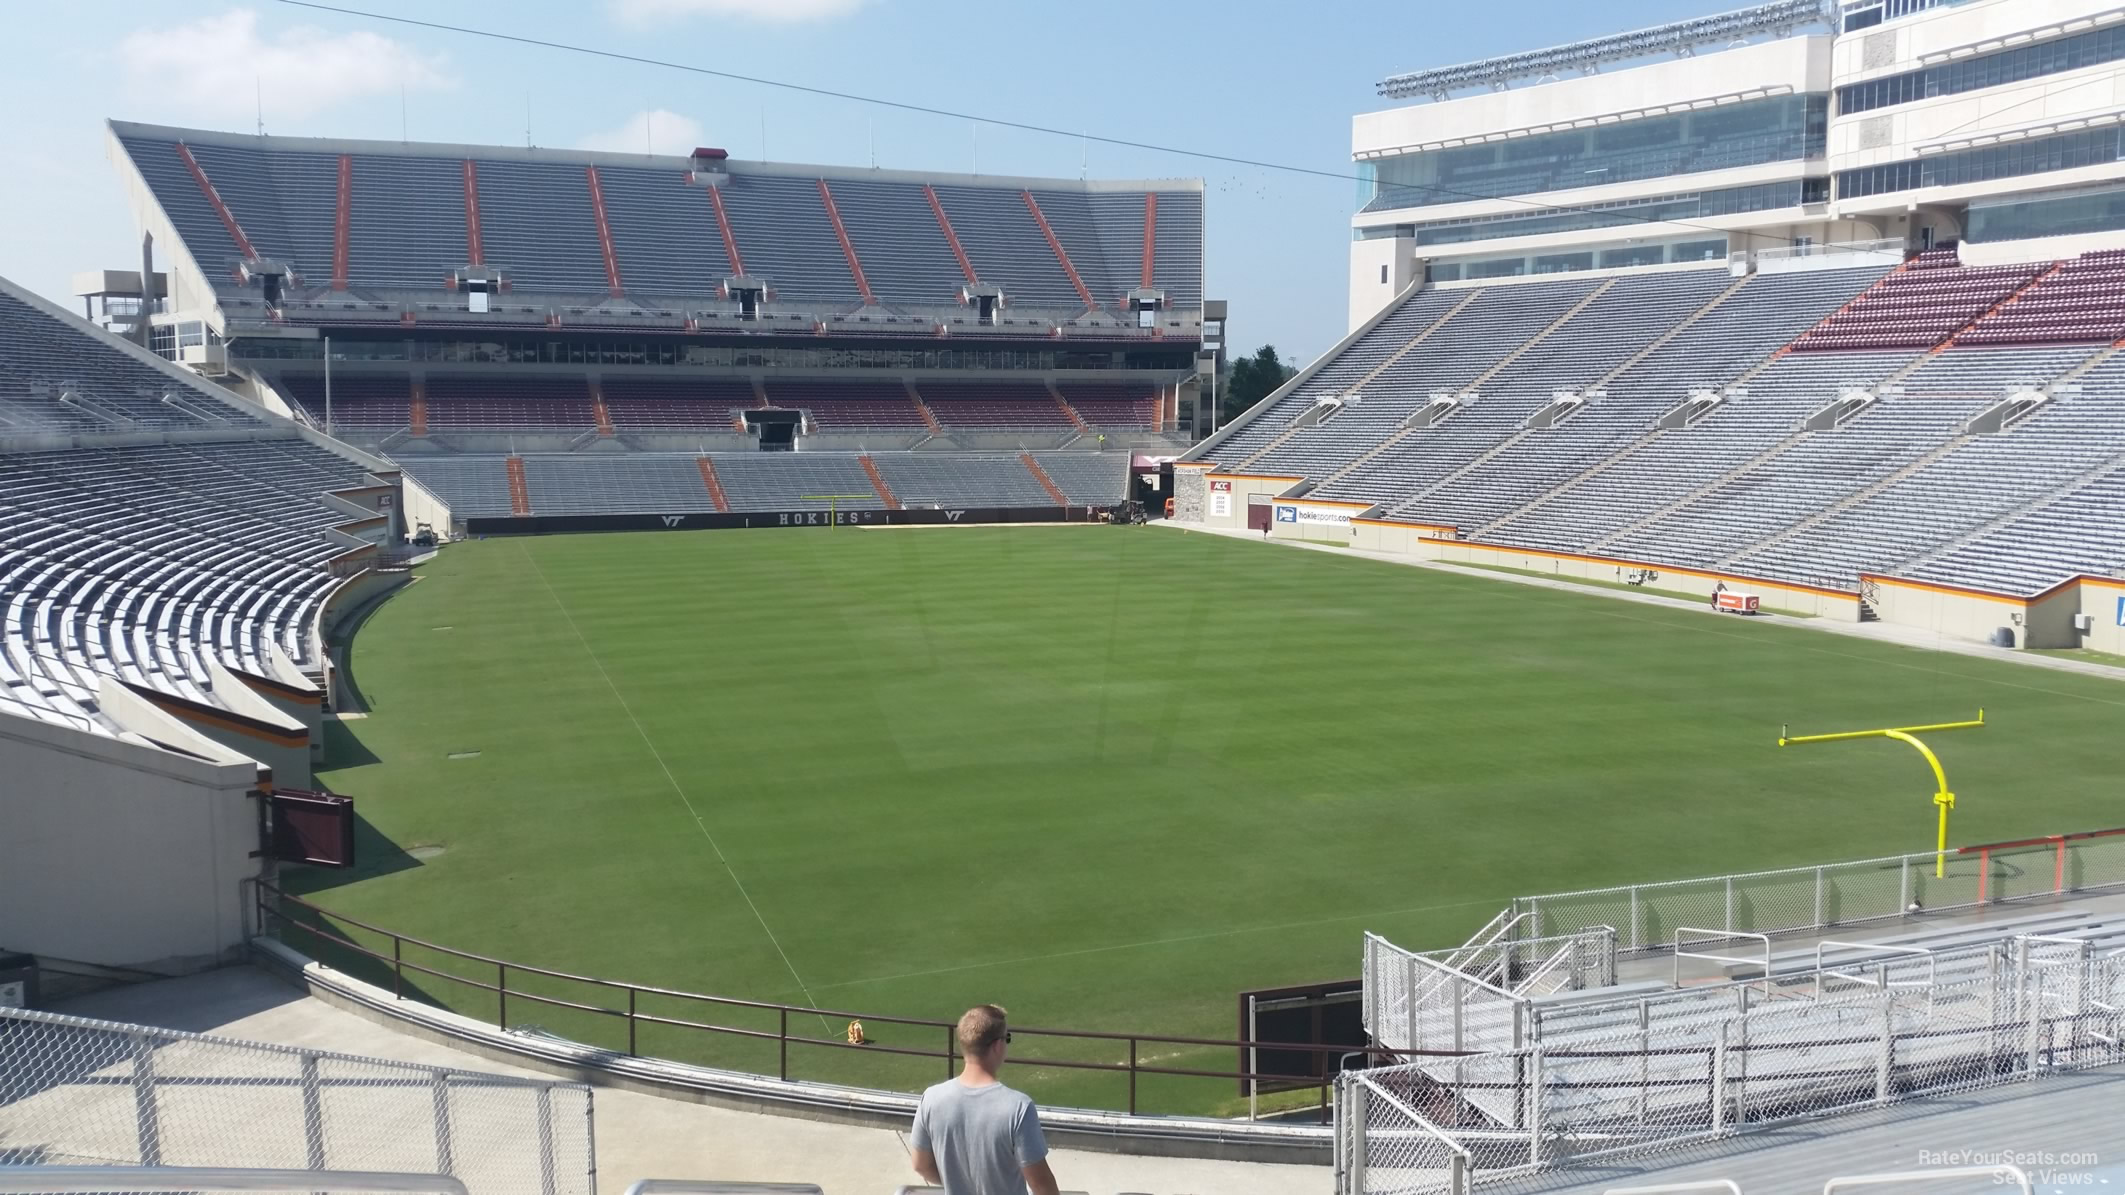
[{"x1": 5, "y1": 0, "x2": 2125, "y2": 1193}]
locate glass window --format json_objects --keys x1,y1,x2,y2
[
  {"x1": 1532, "y1": 252, "x2": 1595, "y2": 274},
  {"x1": 1361, "y1": 94, "x2": 1826, "y2": 212},
  {"x1": 1599, "y1": 245, "x2": 1666, "y2": 269},
  {"x1": 1837, "y1": 127, "x2": 2125, "y2": 201},
  {"x1": 1838, "y1": 25, "x2": 2125, "y2": 116},
  {"x1": 1670, "y1": 239, "x2": 1729, "y2": 262},
  {"x1": 1966, "y1": 183, "x2": 2125, "y2": 242},
  {"x1": 1467, "y1": 258, "x2": 1527, "y2": 279},
  {"x1": 1412, "y1": 181, "x2": 1814, "y2": 246}
]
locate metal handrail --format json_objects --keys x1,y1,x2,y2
[
  {"x1": 1673, "y1": 928, "x2": 1771, "y2": 991},
  {"x1": 1356, "y1": 1074, "x2": 1474, "y2": 1195},
  {"x1": 626, "y1": 1184, "x2": 825, "y2": 1195},
  {"x1": 255, "y1": 881, "x2": 1461, "y2": 1118},
  {"x1": 1813, "y1": 939, "x2": 1936, "y2": 999},
  {"x1": 0, "y1": 1167, "x2": 469, "y2": 1193}
]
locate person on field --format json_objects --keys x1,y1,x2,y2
[{"x1": 910, "y1": 1005, "x2": 1058, "y2": 1195}]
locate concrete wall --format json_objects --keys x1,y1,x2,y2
[
  {"x1": 401, "y1": 473, "x2": 454, "y2": 538},
  {"x1": 1195, "y1": 474, "x2": 1306, "y2": 531},
  {"x1": 2081, "y1": 577, "x2": 2125, "y2": 654},
  {"x1": 1351, "y1": 235, "x2": 1417, "y2": 331},
  {"x1": 0, "y1": 696, "x2": 265, "y2": 974},
  {"x1": 1867, "y1": 575, "x2": 2069, "y2": 647},
  {"x1": 1264, "y1": 499, "x2": 1380, "y2": 544}
]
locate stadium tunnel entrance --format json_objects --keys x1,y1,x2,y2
[{"x1": 743, "y1": 408, "x2": 803, "y2": 451}]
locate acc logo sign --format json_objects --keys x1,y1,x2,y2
[{"x1": 1275, "y1": 505, "x2": 1297, "y2": 523}]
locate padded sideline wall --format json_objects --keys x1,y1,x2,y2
[{"x1": 0, "y1": 715, "x2": 263, "y2": 974}]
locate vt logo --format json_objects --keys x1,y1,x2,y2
[
  {"x1": 944, "y1": 510, "x2": 966, "y2": 522},
  {"x1": 661, "y1": 515, "x2": 684, "y2": 527}
]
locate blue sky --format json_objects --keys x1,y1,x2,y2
[{"x1": 5, "y1": 0, "x2": 1717, "y2": 366}]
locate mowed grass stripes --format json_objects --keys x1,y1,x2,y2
[{"x1": 303, "y1": 526, "x2": 2125, "y2": 1108}]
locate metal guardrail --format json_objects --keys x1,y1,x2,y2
[
  {"x1": 1672, "y1": 928, "x2": 1771, "y2": 991},
  {"x1": 1514, "y1": 827, "x2": 2125, "y2": 953},
  {"x1": 1813, "y1": 939, "x2": 1935, "y2": 1000},
  {"x1": 257, "y1": 881, "x2": 1456, "y2": 1119}
]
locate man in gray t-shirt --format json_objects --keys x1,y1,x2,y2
[{"x1": 910, "y1": 1005, "x2": 1059, "y2": 1195}]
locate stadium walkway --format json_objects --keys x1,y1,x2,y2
[
  {"x1": 1156, "y1": 521, "x2": 2125, "y2": 683},
  {"x1": 55, "y1": 966, "x2": 1323, "y2": 1195}
]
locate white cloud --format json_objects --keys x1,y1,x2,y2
[
  {"x1": 576, "y1": 109, "x2": 709, "y2": 157},
  {"x1": 608, "y1": 0, "x2": 870, "y2": 26},
  {"x1": 117, "y1": 9, "x2": 449, "y2": 123}
]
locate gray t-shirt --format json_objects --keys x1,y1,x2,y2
[{"x1": 910, "y1": 1077, "x2": 1048, "y2": 1195}]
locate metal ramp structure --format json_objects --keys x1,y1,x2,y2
[{"x1": 1346, "y1": 890, "x2": 2125, "y2": 1195}]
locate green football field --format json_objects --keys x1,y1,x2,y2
[{"x1": 301, "y1": 525, "x2": 2124, "y2": 1112}]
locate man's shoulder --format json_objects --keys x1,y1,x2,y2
[{"x1": 918, "y1": 1079, "x2": 964, "y2": 1103}]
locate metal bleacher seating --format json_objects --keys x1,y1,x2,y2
[
  {"x1": 398, "y1": 457, "x2": 515, "y2": 518},
  {"x1": 0, "y1": 291, "x2": 271, "y2": 436},
  {"x1": 765, "y1": 381, "x2": 926, "y2": 430},
  {"x1": 710, "y1": 453, "x2": 887, "y2": 512},
  {"x1": 871, "y1": 454, "x2": 1052, "y2": 508},
  {"x1": 1315, "y1": 268, "x2": 1742, "y2": 507},
  {"x1": 929, "y1": 185, "x2": 1082, "y2": 308},
  {"x1": 1369, "y1": 266, "x2": 1892, "y2": 529},
  {"x1": 0, "y1": 279, "x2": 386, "y2": 740},
  {"x1": 603, "y1": 378, "x2": 757, "y2": 431},
  {"x1": 1200, "y1": 248, "x2": 2125, "y2": 599},
  {"x1": 424, "y1": 376, "x2": 593, "y2": 430},
  {"x1": 1029, "y1": 452, "x2": 1129, "y2": 504},
  {"x1": 519, "y1": 455, "x2": 716, "y2": 513},
  {"x1": 918, "y1": 383, "x2": 1073, "y2": 429},
  {"x1": 1060, "y1": 384, "x2": 1161, "y2": 430}
]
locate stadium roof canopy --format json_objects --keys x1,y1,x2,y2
[
  {"x1": 107, "y1": 120, "x2": 1204, "y2": 339},
  {"x1": 1376, "y1": 0, "x2": 1835, "y2": 100}
]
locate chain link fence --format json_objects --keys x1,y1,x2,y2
[
  {"x1": 0, "y1": 1007, "x2": 593, "y2": 1195},
  {"x1": 1364, "y1": 928, "x2": 1615, "y2": 1055},
  {"x1": 1514, "y1": 829, "x2": 2125, "y2": 953},
  {"x1": 1337, "y1": 950, "x2": 2125, "y2": 1195}
]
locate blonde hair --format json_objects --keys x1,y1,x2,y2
[{"x1": 956, "y1": 1004, "x2": 1009, "y2": 1054}]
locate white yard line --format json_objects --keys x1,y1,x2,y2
[{"x1": 519, "y1": 543, "x2": 827, "y2": 1016}]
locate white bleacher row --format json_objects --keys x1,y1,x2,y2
[
  {"x1": 394, "y1": 452, "x2": 1130, "y2": 517},
  {"x1": 0, "y1": 438, "x2": 374, "y2": 738},
  {"x1": 1200, "y1": 263, "x2": 2125, "y2": 595},
  {"x1": 0, "y1": 289, "x2": 272, "y2": 437}
]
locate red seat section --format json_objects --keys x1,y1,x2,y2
[
  {"x1": 423, "y1": 375, "x2": 593, "y2": 429},
  {"x1": 1791, "y1": 249, "x2": 2046, "y2": 353},
  {"x1": 919, "y1": 382, "x2": 1075, "y2": 429},
  {"x1": 1956, "y1": 249, "x2": 2125, "y2": 347},
  {"x1": 765, "y1": 381, "x2": 926, "y2": 429},
  {"x1": 276, "y1": 374, "x2": 411, "y2": 430},
  {"x1": 1060, "y1": 384, "x2": 1160, "y2": 430},
  {"x1": 602, "y1": 378, "x2": 758, "y2": 431}
]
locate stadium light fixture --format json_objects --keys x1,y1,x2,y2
[
  {"x1": 1778, "y1": 711, "x2": 1984, "y2": 877},
  {"x1": 1377, "y1": 0, "x2": 1835, "y2": 100}
]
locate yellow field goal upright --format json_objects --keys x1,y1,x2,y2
[
  {"x1": 801, "y1": 494, "x2": 877, "y2": 528},
  {"x1": 1779, "y1": 711, "x2": 1985, "y2": 877}
]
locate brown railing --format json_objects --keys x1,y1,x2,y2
[{"x1": 254, "y1": 881, "x2": 1460, "y2": 1120}]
